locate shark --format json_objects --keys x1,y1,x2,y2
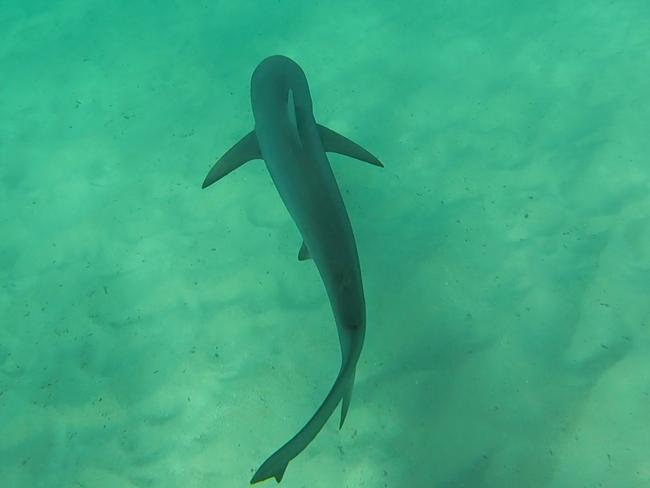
[{"x1": 202, "y1": 55, "x2": 383, "y2": 484}]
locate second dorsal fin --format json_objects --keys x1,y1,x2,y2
[{"x1": 298, "y1": 241, "x2": 311, "y2": 261}]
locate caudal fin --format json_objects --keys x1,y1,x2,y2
[
  {"x1": 250, "y1": 362, "x2": 357, "y2": 484},
  {"x1": 250, "y1": 456, "x2": 288, "y2": 484}
]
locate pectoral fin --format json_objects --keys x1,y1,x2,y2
[
  {"x1": 202, "y1": 130, "x2": 261, "y2": 188},
  {"x1": 298, "y1": 241, "x2": 311, "y2": 261},
  {"x1": 317, "y1": 124, "x2": 383, "y2": 167}
]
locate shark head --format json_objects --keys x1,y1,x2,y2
[{"x1": 251, "y1": 55, "x2": 314, "y2": 128}]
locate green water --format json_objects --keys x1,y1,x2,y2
[{"x1": 1, "y1": 1, "x2": 649, "y2": 487}]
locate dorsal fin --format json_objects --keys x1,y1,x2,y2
[
  {"x1": 317, "y1": 124, "x2": 383, "y2": 167},
  {"x1": 298, "y1": 241, "x2": 311, "y2": 261},
  {"x1": 287, "y1": 89, "x2": 302, "y2": 147},
  {"x1": 202, "y1": 130, "x2": 261, "y2": 188}
]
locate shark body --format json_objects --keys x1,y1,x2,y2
[{"x1": 202, "y1": 55, "x2": 382, "y2": 484}]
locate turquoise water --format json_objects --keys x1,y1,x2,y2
[{"x1": 2, "y1": 1, "x2": 649, "y2": 487}]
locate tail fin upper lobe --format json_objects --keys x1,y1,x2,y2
[{"x1": 250, "y1": 361, "x2": 357, "y2": 484}]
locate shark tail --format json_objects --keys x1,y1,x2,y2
[{"x1": 250, "y1": 359, "x2": 357, "y2": 484}]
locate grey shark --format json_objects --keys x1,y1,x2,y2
[{"x1": 202, "y1": 55, "x2": 382, "y2": 484}]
